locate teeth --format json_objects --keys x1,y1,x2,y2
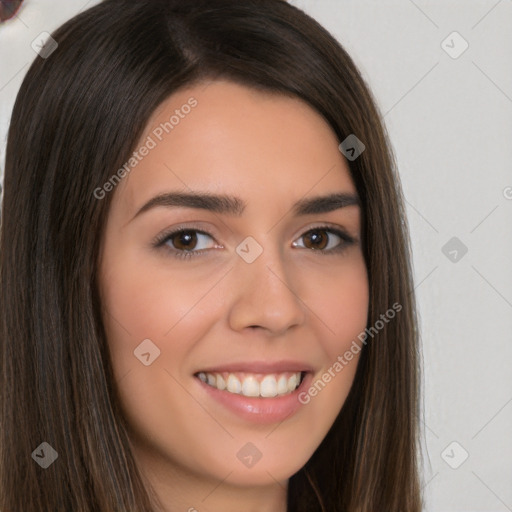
[
  {"x1": 260, "y1": 375, "x2": 277, "y2": 397},
  {"x1": 277, "y1": 375, "x2": 288, "y2": 394},
  {"x1": 216, "y1": 374, "x2": 226, "y2": 390},
  {"x1": 241, "y1": 376, "x2": 260, "y2": 397},
  {"x1": 226, "y1": 374, "x2": 242, "y2": 394},
  {"x1": 287, "y1": 373, "x2": 298, "y2": 390},
  {"x1": 197, "y1": 371, "x2": 303, "y2": 397}
]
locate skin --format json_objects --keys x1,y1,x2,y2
[{"x1": 97, "y1": 80, "x2": 369, "y2": 512}]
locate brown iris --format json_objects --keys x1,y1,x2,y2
[
  {"x1": 302, "y1": 229, "x2": 329, "y2": 250},
  {"x1": 172, "y1": 231, "x2": 198, "y2": 251}
]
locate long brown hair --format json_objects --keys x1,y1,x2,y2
[{"x1": 0, "y1": 0, "x2": 423, "y2": 510}]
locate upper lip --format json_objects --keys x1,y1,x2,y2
[{"x1": 195, "y1": 360, "x2": 315, "y2": 374}]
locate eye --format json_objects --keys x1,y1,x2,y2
[
  {"x1": 165, "y1": 230, "x2": 214, "y2": 251},
  {"x1": 153, "y1": 227, "x2": 218, "y2": 260},
  {"x1": 292, "y1": 226, "x2": 355, "y2": 254}
]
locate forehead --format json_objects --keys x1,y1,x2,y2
[{"x1": 114, "y1": 80, "x2": 357, "y2": 218}]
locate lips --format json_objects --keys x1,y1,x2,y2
[
  {"x1": 192, "y1": 360, "x2": 314, "y2": 422},
  {"x1": 194, "y1": 366, "x2": 314, "y2": 424}
]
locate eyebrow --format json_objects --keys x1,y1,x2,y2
[{"x1": 131, "y1": 190, "x2": 360, "y2": 221}]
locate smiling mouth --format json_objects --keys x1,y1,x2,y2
[{"x1": 194, "y1": 370, "x2": 307, "y2": 398}]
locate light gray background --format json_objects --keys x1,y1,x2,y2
[{"x1": 1, "y1": 1, "x2": 511, "y2": 511}]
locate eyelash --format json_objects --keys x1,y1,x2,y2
[{"x1": 152, "y1": 224, "x2": 356, "y2": 261}]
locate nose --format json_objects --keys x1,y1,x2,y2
[{"x1": 227, "y1": 241, "x2": 306, "y2": 336}]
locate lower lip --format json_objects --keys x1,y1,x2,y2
[{"x1": 195, "y1": 372, "x2": 313, "y2": 424}]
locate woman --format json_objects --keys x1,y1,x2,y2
[{"x1": 0, "y1": 0, "x2": 423, "y2": 510}]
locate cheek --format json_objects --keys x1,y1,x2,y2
[
  {"x1": 312, "y1": 253, "x2": 369, "y2": 356},
  {"x1": 98, "y1": 256, "x2": 228, "y2": 472},
  {"x1": 297, "y1": 254, "x2": 368, "y2": 415},
  {"x1": 101, "y1": 264, "x2": 196, "y2": 338},
  {"x1": 99, "y1": 252, "x2": 221, "y2": 371}
]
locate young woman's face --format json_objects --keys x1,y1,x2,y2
[{"x1": 98, "y1": 80, "x2": 369, "y2": 505}]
